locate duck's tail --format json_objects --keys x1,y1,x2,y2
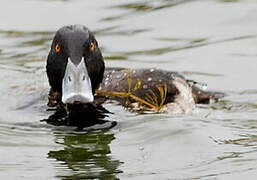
[{"x1": 191, "y1": 85, "x2": 225, "y2": 104}]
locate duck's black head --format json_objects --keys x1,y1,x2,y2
[{"x1": 46, "y1": 25, "x2": 105, "y2": 105}]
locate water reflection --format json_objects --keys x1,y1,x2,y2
[
  {"x1": 48, "y1": 131, "x2": 122, "y2": 179},
  {"x1": 0, "y1": 30, "x2": 52, "y2": 70},
  {"x1": 112, "y1": 34, "x2": 256, "y2": 58},
  {"x1": 113, "y1": 0, "x2": 193, "y2": 12},
  {"x1": 100, "y1": 0, "x2": 196, "y2": 22}
]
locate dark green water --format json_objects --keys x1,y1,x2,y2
[{"x1": 1, "y1": 0, "x2": 257, "y2": 179}]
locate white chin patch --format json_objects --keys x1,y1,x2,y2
[{"x1": 62, "y1": 57, "x2": 94, "y2": 104}]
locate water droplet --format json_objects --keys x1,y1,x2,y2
[
  {"x1": 147, "y1": 77, "x2": 152, "y2": 81},
  {"x1": 139, "y1": 147, "x2": 144, "y2": 151},
  {"x1": 195, "y1": 82, "x2": 208, "y2": 90},
  {"x1": 202, "y1": 84, "x2": 208, "y2": 90}
]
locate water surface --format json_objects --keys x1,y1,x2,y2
[{"x1": 1, "y1": 0, "x2": 257, "y2": 179}]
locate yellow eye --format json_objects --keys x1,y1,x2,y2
[
  {"x1": 89, "y1": 42, "x2": 96, "y2": 51},
  {"x1": 54, "y1": 44, "x2": 61, "y2": 53}
]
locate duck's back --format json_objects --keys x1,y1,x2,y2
[{"x1": 99, "y1": 68, "x2": 185, "y2": 107}]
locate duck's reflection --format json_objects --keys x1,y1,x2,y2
[{"x1": 48, "y1": 131, "x2": 122, "y2": 179}]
